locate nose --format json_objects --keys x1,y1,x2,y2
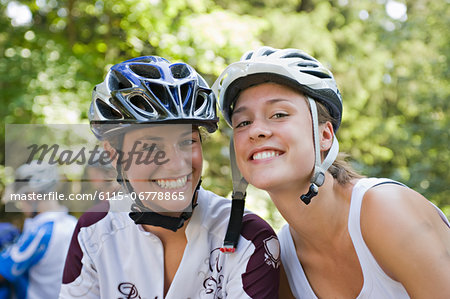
[{"x1": 248, "y1": 119, "x2": 272, "y2": 141}]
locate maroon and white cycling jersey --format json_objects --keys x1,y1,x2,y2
[{"x1": 60, "y1": 188, "x2": 280, "y2": 298}]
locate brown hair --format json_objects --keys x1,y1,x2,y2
[{"x1": 315, "y1": 101, "x2": 364, "y2": 185}]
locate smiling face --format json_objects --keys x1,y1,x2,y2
[
  {"x1": 120, "y1": 124, "x2": 202, "y2": 212},
  {"x1": 231, "y1": 82, "x2": 316, "y2": 195}
]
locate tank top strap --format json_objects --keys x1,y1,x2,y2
[{"x1": 347, "y1": 178, "x2": 406, "y2": 294}]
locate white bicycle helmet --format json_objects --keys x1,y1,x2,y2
[
  {"x1": 213, "y1": 46, "x2": 342, "y2": 130},
  {"x1": 13, "y1": 160, "x2": 59, "y2": 194},
  {"x1": 213, "y1": 47, "x2": 342, "y2": 251}
]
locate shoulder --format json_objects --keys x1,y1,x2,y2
[
  {"x1": 69, "y1": 202, "x2": 120, "y2": 252},
  {"x1": 234, "y1": 215, "x2": 281, "y2": 298},
  {"x1": 62, "y1": 201, "x2": 114, "y2": 285},
  {"x1": 359, "y1": 181, "x2": 450, "y2": 279},
  {"x1": 195, "y1": 188, "x2": 233, "y2": 227},
  {"x1": 241, "y1": 213, "x2": 277, "y2": 242},
  {"x1": 240, "y1": 213, "x2": 280, "y2": 265},
  {"x1": 361, "y1": 182, "x2": 446, "y2": 236},
  {"x1": 197, "y1": 187, "x2": 230, "y2": 209},
  {"x1": 76, "y1": 201, "x2": 110, "y2": 229}
]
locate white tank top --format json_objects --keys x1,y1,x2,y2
[{"x1": 279, "y1": 178, "x2": 450, "y2": 299}]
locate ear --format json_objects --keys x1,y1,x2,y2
[
  {"x1": 319, "y1": 121, "x2": 334, "y2": 152},
  {"x1": 102, "y1": 141, "x2": 118, "y2": 168}
]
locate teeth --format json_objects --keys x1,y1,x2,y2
[
  {"x1": 156, "y1": 176, "x2": 187, "y2": 189},
  {"x1": 253, "y1": 151, "x2": 279, "y2": 160}
]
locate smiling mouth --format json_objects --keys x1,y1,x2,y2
[
  {"x1": 252, "y1": 150, "x2": 281, "y2": 161},
  {"x1": 152, "y1": 174, "x2": 189, "y2": 189}
]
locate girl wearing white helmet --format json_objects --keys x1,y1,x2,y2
[
  {"x1": 213, "y1": 47, "x2": 450, "y2": 298},
  {"x1": 60, "y1": 56, "x2": 280, "y2": 298}
]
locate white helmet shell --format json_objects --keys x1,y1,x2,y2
[
  {"x1": 13, "y1": 160, "x2": 59, "y2": 194},
  {"x1": 213, "y1": 46, "x2": 342, "y2": 131}
]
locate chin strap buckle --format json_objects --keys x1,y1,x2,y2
[
  {"x1": 219, "y1": 245, "x2": 236, "y2": 253},
  {"x1": 300, "y1": 183, "x2": 319, "y2": 205},
  {"x1": 220, "y1": 190, "x2": 246, "y2": 254}
]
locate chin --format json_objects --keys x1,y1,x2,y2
[
  {"x1": 246, "y1": 177, "x2": 278, "y2": 192},
  {"x1": 158, "y1": 200, "x2": 193, "y2": 213},
  {"x1": 133, "y1": 180, "x2": 197, "y2": 212},
  {"x1": 142, "y1": 191, "x2": 194, "y2": 212}
]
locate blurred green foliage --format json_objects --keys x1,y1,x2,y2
[{"x1": 1, "y1": 0, "x2": 448, "y2": 228}]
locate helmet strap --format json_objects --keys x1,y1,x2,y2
[
  {"x1": 128, "y1": 181, "x2": 200, "y2": 232},
  {"x1": 221, "y1": 139, "x2": 248, "y2": 253},
  {"x1": 300, "y1": 97, "x2": 339, "y2": 205}
]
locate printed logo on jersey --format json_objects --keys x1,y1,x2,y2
[
  {"x1": 118, "y1": 282, "x2": 142, "y2": 299},
  {"x1": 263, "y1": 236, "x2": 280, "y2": 269},
  {"x1": 8, "y1": 222, "x2": 53, "y2": 277},
  {"x1": 201, "y1": 248, "x2": 224, "y2": 298},
  {"x1": 10, "y1": 226, "x2": 48, "y2": 262}
]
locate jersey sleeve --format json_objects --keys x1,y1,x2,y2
[
  {"x1": 227, "y1": 214, "x2": 280, "y2": 299},
  {"x1": 59, "y1": 242, "x2": 100, "y2": 299},
  {"x1": 60, "y1": 206, "x2": 108, "y2": 298},
  {"x1": 0, "y1": 221, "x2": 53, "y2": 282}
]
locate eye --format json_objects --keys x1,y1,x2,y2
[
  {"x1": 271, "y1": 112, "x2": 288, "y2": 119},
  {"x1": 141, "y1": 143, "x2": 159, "y2": 152},
  {"x1": 180, "y1": 134, "x2": 201, "y2": 148},
  {"x1": 235, "y1": 120, "x2": 251, "y2": 128},
  {"x1": 180, "y1": 139, "x2": 195, "y2": 146}
]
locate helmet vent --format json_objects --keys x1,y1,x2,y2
[
  {"x1": 171, "y1": 64, "x2": 191, "y2": 79},
  {"x1": 180, "y1": 82, "x2": 191, "y2": 104},
  {"x1": 243, "y1": 52, "x2": 253, "y2": 60},
  {"x1": 131, "y1": 57, "x2": 157, "y2": 63},
  {"x1": 18, "y1": 175, "x2": 32, "y2": 182},
  {"x1": 96, "y1": 99, "x2": 123, "y2": 119},
  {"x1": 129, "y1": 95, "x2": 154, "y2": 113},
  {"x1": 130, "y1": 64, "x2": 161, "y2": 79},
  {"x1": 302, "y1": 70, "x2": 332, "y2": 79},
  {"x1": 148, "y1": 83, "x2": 170, "y2": 106},
  {"x1": 297, "y1": 62, "x2": 318, "y2": 68},
  {"x1": 110, "y1": 71, "x2": 133, "y2": 90},
  {"x1": 283, "y1": 53, "x2": 315, "y2": 61},
  {"x1": 261, "y1": 49, "x2": 275, "y2": 56},
  {"x1": 194, "y1": 93, "x2": 206, "y2": 111}
]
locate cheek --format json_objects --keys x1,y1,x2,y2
[
  {"x1": 126, "y1": 164, "x2": 156, "y2": 180},
  {"x1": 191, "y1": 147, "x2": 203, "y2": 170},
  {"x1": 232, "y1": 133, "x2": 247, "y2": 159},
  {"x1": 232, "y1": 134, "x2": 250, "y2": 177}
]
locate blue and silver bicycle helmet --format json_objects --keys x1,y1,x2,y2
[
  {"x1": 89, "y1": 56, "x2": 218, "y2": 231},
  {"x1": 90, "y1": 56, "x2": 218, "y2": 139}
]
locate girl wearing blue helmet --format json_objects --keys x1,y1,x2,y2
[
  {"x1": 60, "y1": 56, "x2": 280, "y2": 298},
  {"x1": 214, "y1": 47, "x2": 450, "y2": 299}
]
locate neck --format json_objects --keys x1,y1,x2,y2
[
  {"x1": 270, "y1": 173, "x2": 354, "y2": 251},
  {"x1": 142, "y1": 217, "x2": 189, "y2": 244}
]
